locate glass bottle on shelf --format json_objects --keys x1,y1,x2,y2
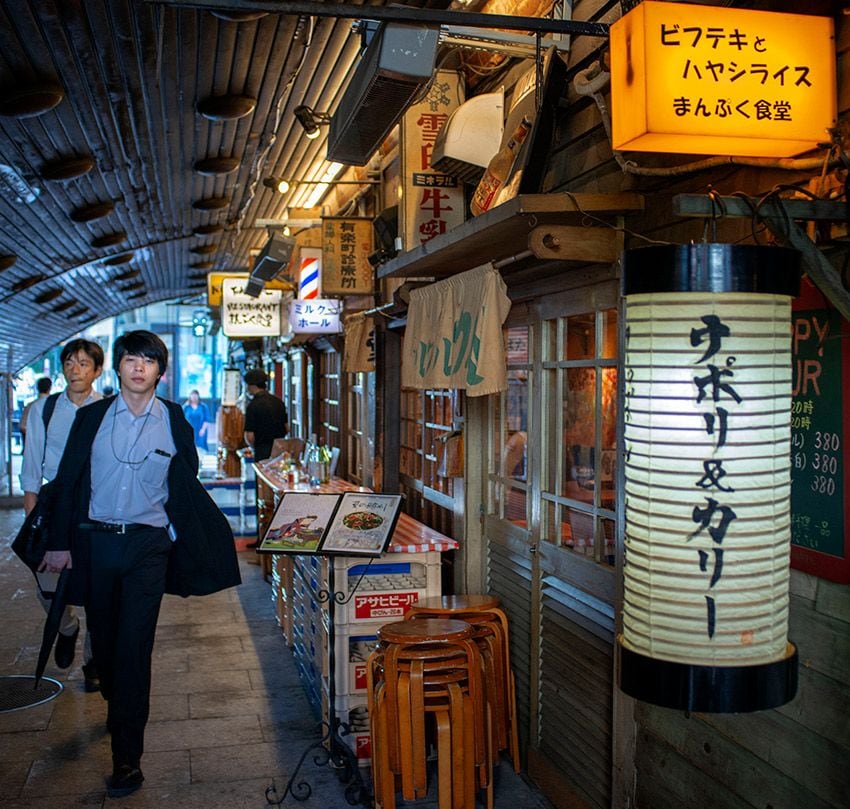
[
  {"x1": 306, "y1": 433, "x2": 321, "y2": 486},
  {"x1": 469, "y1": 115, "x2": 532, "y2": 217}
]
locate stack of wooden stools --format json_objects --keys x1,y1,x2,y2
[
  {"x1": 407, "y1": 595, "x2": 520, "y2": 773},
  {"x1": 367, "y1": 618, "x2": 493, "y2": 809}
]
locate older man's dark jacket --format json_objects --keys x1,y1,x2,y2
[{"x1": 47, "y1": 396, "x2": 241, "y2": 605}]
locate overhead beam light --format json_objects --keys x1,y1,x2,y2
[
  {"x1": 294, "y1": 104, "x2": 331, "y2": 140},
  {"x1": 262, "y1": 174, "x2": 379, "y2": 196}
]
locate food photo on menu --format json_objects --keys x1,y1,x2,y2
[
  {"x1": 318, "y1": 493, "x2": 403, "y2": 557},
  {"x1": 259, "y1": 492, "x2": 340, "y2": 554}
]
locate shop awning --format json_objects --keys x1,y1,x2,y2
[{"x1": 402, "y1": 263, "x2": 511, "y2": 396}]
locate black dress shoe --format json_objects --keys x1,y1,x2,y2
[
  {"x1": 54, "y1": 624, "x2": 79, "y2": 669},
  {"x1": 82, "y1": 661, "x2": 100, "y2": 693},
  {"x1": 107, "y1": 764, "x2": 144, "y2": 798}
]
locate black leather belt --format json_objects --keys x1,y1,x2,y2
[{"x1": 79, "y1": 521, "x2": 157, "y2": 535}]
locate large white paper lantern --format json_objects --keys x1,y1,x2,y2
[{"x1": 618, "y1": 244, "x2": 800, "y2": 712}]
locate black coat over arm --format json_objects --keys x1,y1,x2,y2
[{"x1": 46, "y1": 397, "x2": 241, "y2": 606}]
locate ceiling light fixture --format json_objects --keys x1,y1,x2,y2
[
  {"x1": 293, "y1": 104, "x2": 331, "y2": 140},
  {"x1": 262, "y1": 177, "x2": 291, "y2": 195}
]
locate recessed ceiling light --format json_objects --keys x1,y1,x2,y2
[
  {"x1": 0, "y1": 84, "x2": 64, "y2": 118},
  {"x1": 91, "y1": 231, "x2": 127, "y2": 249},
  {"x1": 193, "y1": 157, "x2": 240, "y2": 176},
  {"x1": 196, "y1": 95, "x2": 256, "y2": 121},
  {"x1": 52, "y1": 299, "x2": 77, "y2": 313},
  {"x1": 70, "y1": 201, "x2": 114, "y2": 223},
  {"x1": 34, "y1": 288, "x2": 64, "y2": 304},
  {"x1": 40, "y1": 155, "x2": 95, "y2": 181},
  {"x1": 12, "y1": 274, "x2": 46, "y2": 292},
  {"x1": 127, "y1": 290, "x2": 146, "y2": 300}
]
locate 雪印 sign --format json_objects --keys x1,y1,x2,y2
[
  {"x1": 610, "y1": 2, "x2": 836, "y2": 157},
  {"x1": 221, "y1": 278, "x2": 282, "y2": 337},
  {"x1": 289, "y1": 299, "x2": 342, "y2": 334}
]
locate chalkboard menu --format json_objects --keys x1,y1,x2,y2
[{"x1": 790, "y1": 277, "x2": 850, "y2": 583}]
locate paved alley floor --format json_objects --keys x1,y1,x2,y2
[{"x1": 0, "y1": 505, "x2": 552, "y2": 809}]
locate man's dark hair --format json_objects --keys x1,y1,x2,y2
[
  {"x1": 244, "y1": 368, "x2": 268, "y2": 389},
  {"x1": 35, "y1": 377, "x2": 52, "y2": 394},
  {"x1": 60, "y1": 338, "x2": 105, "y2": 370},
  {"x1": 113, "y1": 330, "x2": 168, "y2": 377}
]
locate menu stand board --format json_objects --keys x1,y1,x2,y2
[
  {"x1": 790, "y1": 277, "x2": 850, "y2": 583},
  {"x1": 259, "y1": 491, "x2": 403, "y2": 558}
]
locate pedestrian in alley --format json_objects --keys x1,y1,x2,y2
[
  {"x1": 40, "y1": 330, "x2": 240, "y2": 798},
  {"x1": 19, "y1": 376, "x2": 52, "y2": 448},
  {"x1": 20, "y1": 339, "x2": 104, "y2": 691},
  {"x1": 243, "y1": 368, "x2": 288, "y2": 462},
  {"x1": 182, "y1": 388, "x2": 211, "y2": 451}
]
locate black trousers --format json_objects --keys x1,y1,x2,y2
[{"x1": 85, "y1": 527, "x2": 172, "y2": 767}]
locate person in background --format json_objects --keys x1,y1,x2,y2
[
  {"x1": 243, "y1": 369, "x2": 288, "y2": 462},
  {"x1": 21, "y1": 341, "x2": 103, "y2": 692},
  {"x1": 102, "y1": 384, "x2": 114, "y2": 397},
  {"x1": 20, "y1": 376, "x2": 52, "y2": 448},
  {"x1": 41, "y1": 330, "x2": 240, "y2": 797},
  {"x1": 182, "y1": 389, "x2": 211, "y2": 451}
]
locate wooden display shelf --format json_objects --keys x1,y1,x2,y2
[{"x1": 376, "y1": 192, "x2": 644, "y2": 280}]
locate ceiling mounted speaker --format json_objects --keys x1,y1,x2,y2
[
  {"x1": 52, "y1": 299, "x2": 77, "y2": 313},
  {"x1": 193, "y1": 224, "x2": 224, "y2": 236},
  {"x1": 193, "y1": 157, "x2": 240, "y2": 176},
  {"x1": 70, "y1": 201, "x2": 114, "y2": 222},
  {"x1": 40, "y1": 155, "x2": 95, "y2": 181},
  {"x1": 192, "y1": 197, "x2": 229, "y2": 211},
  {"x1": 111, "y1": 268, "x2": 141, "y2": 282},
  {"x1": 327, "y1": 22, "x2": 439, "y2": 165},
  {"x1": 197, "y1": 95, "x2": 256, "y2": 121},
  {"x1": 0, "y1": 84, "x2": 64, "y2": 118},
  {"x1": 191, "y1": 260, "x2": 214, "y2": 270},
  {"x1": 91, "y1": 231, "x2": 126, "y2": 249},
  {"x1": 210, "y1": 11, "x2": 267, "y2": 22},
  {"x1": 103, "y1": 252, "x2": 134, "y2": 266},
  {"x1": 34, "y1": 287, "x2": 63, "y2": 304},
  {"x1": 251, "y1": 233, "x2": 295, "y2": 282},
  {"x1": 191, "y1": 244, "x2": 217, "y2": 255},
  {"x1": 0, "y1": 254, "x2": 18, "y2": 272},
  {"x1": 12, "y1": 273, "x2": 46, "y2": 292}
]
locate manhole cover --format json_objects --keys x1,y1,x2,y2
[{"x1": 0, "y1": 675, "x2": 63, "y2": 712}]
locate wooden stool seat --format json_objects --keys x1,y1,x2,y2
[
  {"x1": 412, "y1": 594, "x2": 501, "y2": 613},
  {"x1": 378, "y1": 618, "x2": 473, "y2": 645}
]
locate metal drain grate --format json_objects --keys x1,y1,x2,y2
[{"x1": 0, "y1": 675, "x2": 63, "y2": 713}]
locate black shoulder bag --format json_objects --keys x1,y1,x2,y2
[{"x1": 11, "y1": 393, "x2": 61, "y2": 574}]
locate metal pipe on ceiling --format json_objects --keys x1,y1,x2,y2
[{"x1": 147, "y1": 0, "x2": 610, "y2": 38}]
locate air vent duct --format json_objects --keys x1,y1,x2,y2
[
  {"x1": 432, "y1": 90, "x2": 504, "y2": 185},
  {"x1": 251, "y1": 233, "x2": 295, "y2": 282},
  {"x1": 327, "y1": 22, "x2": 439, "y2": 166}
]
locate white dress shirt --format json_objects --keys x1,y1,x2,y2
[
  {"x1": 89, "y1": 394, "x2": 176, "y2": 527},
  {"x1": 20, "y1": 389, "x2": 102, "y2": 494}
]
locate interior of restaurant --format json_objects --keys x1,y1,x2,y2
[{"x1": 0, "y1": 1, "x2": 848, "y2": 808}]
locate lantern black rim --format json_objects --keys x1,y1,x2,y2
[
  {"x1": 622, "y1": 243, "x2": 801, "y2": 297},
  {"x1": 617, "y1": 635, "x2": 798, "y2": 713}
]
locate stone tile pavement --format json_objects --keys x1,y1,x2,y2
[{"x1": 0, "y1": 504, "x2": 552, "y2": 808}]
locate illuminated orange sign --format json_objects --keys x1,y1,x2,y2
[
  {"x1": 206, "y1": 272, "x2": 292, "y2": 306},
  {"x1": 610, "y1": 2, "x2": 836, "y2": 157}
]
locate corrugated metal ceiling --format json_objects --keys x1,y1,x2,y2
[{"x1": 0, "y1": 0, "x2": 450, "y2": 372}]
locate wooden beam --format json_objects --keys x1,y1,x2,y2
[{"x1": 529, "y1": 225, "x2": 619, "y2": 263}]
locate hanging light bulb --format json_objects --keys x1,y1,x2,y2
[{"x1": 262, "y1": 177, "x2": 290, "y2": 195}]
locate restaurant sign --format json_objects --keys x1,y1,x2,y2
[
  {"x1": 221, "y1": 278, "x2": 282, "y2": 337},
  {"x1": 289, "y1": 298, "x2": 342, "y2": 334},
  {"x1": 400, "y1": 70, "x2": 465, "y2": 250},
  {"x1": 322, "y1": 217, "x2": 374, "y2": 295},
  {"x1": 206, "y1": 272, "x2": 290, "y2": 307},
  {"x1": 610, "y1": 2, "x2": 836, "y2": 157}
]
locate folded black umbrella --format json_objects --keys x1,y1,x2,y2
[{"x1": 34, "y1": 568, "x2": 71, "y2": 688}]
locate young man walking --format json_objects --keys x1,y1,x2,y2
[
  {"x1": 21, "y1": 339, "x2": 103, "y2": 690},
  {"x1": 41, "y1": 331, "x2": 240, "y2": 797}
]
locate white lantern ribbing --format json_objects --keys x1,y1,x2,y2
[{"x1": 618, "y1": 244, "x2": 799, "y2": 712}]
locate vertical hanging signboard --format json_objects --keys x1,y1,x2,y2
[
  {"x1": 322, "y1": 217, "x2": 374, "y2": 295},
  {"x1": 400, "y1": 70, "x2": 465, "y2": 250},
  {"x1": 790, "y1": 277, "x2": 850, "y2": 583}
]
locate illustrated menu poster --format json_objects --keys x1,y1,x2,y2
[
  {"x1": 790, "y1": 277, "x2": 850, "y2": 583},
  {"x1": 318, "y1": 493, "x2": 404, "y2": 557},
  {"x1": 259, "y1": 492, "x2": 340, "y2": 555}
]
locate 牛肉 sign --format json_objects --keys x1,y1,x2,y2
[{"x1": 610, "y1": 2, "x2": 836, "y2": 157}]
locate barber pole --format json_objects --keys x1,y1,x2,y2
[{"x1": 298, "y1": 247, "x2": 322, "y2": 300}]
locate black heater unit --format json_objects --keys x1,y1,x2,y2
[{"x1": 252, "y1": 233, "x2": 295, "y2": 282}]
